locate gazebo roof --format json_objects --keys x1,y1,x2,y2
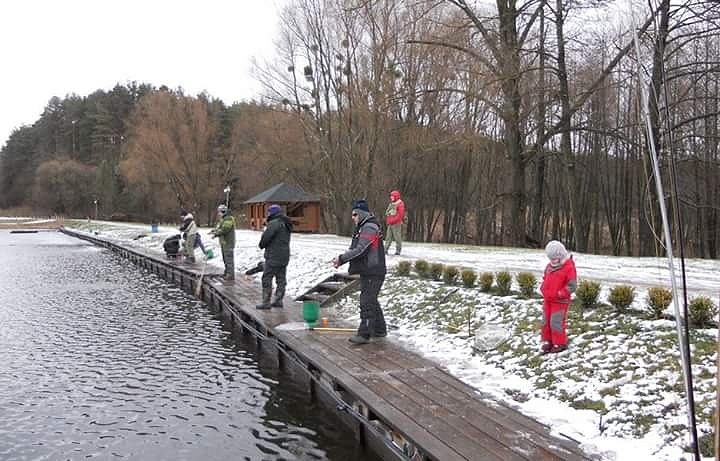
[{"x1": 244, "y1": 182, "x2": 320, "y2": 204}]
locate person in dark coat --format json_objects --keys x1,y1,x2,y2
[
  {"x1": 332, "y1": 199, "x2": 387, "y2": 345},
  {"x1": 256, "y1": 204, "x2": 293, "y2": 309}
]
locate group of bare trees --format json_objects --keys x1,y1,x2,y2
[
  {"x1": 251, "y1": 0, "x2": 719, "y2": 257},
  {"x1": 1, "y1": 0, "x2": 717, "y2": 257}
]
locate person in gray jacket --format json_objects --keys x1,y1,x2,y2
[
  {"x1": 179, "y1": 210, "x2": 198, "y2": 263},
  {"x1": 256, "y1": 204, "x2": 292, "y2": 309},
  {"x1": 332, "y1": 199, "x2": 387, "y2": 344}
]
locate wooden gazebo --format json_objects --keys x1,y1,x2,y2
[{"x1": 244, "y1": 182, "x2": 321, "y2": 232}]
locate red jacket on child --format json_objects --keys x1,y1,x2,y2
[
  {"x1": 540, "y1": 256, "x2": 577, "y2": 303},
  {"x1": 385, "y1": 190, "x2": 405, "y2": 226}
]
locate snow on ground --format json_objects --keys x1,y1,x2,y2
[
  {"x1": 22, "y1": 219, "x2": 56, "y2": 225},
  {"x1": 66, "y1": 220, "x2": 719, "y2": 460}
]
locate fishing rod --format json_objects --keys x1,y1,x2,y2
[
  {"x1": 652, "y1": 0, "x2": 702, "y2": 458},
  {"x1": 628, "y1": 1, "x2": 700, "y2": 458}
]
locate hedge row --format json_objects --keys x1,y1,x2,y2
[{"x1": 396, "y1": 260, "x2": 717, "y2": 328}]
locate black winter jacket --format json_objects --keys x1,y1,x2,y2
[
  {"x1": 259, "y1": 214, "x2": 292, "y2": 267},
  {"x1": 339, "y1": 215, "x2": 386, "y2": 277}
]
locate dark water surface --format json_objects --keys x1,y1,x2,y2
[{"x1": 0, "y1": 231, "x2": 377, "y2": 460}]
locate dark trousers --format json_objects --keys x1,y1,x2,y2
[
  {"x1": 261, "y1": 264, "x2": 287, "y2": 301},
  {"x1": 357, "y1": 275, "x2": 386, "y2": 338},
  {"x1": 221, "y1": 244, "x2": 235, "y2": 278}
]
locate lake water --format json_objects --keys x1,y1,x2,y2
[{"x1": 0, "y1": 230, "x2": 379, "y2": 460}]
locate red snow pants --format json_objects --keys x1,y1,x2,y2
[{"x1": 541, "y1": 300, "x2": 569, "y2": 346}]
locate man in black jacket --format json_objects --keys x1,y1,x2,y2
[
  {"x1": 256, "y1": 204, "x2": 292, "y2": 309},
  {"x1": 332, "y1": 199, "x2": 387, "y2": 344}
]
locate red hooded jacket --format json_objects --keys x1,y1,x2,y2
[
  {"x1": 540, "y1": 256, "x2": 577, "y2": 304},
  {"x1": 386, "y1": 190, "x2": 405, "y2": 226}
]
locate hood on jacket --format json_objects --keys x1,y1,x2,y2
[
  {"x1": 390, "y1": 190, "x2": 401, "y2": 201},
  {"x1": 545, "y1": 240, "x2": 571, "y2": 266}
]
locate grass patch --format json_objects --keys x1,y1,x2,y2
[{"x1": 571, "y1": 399, "x2": 606, "y2": 412}]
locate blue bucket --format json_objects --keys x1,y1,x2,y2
[{"x1": 151, "y1": 223, "x2": 159, "y2": 233}]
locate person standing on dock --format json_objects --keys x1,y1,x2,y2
[
  {"x1": 210, "y1": 204, "x2": 236, "y2": 281},
  {"x1": 256, "y1": 204, "x2": 293, "y2": 309},
  {"x1": 332, "y1": 199, "x2": 387, "y2": 345},
  {"x1": 384, "y1": 190, "x2": 405, "y2": 256},
  {"x1": 179, "y1": 209, "x2": 198, "y2": 263},
  {"x1": 539, "y1": 240, "x2": 577, "y2": 354}
]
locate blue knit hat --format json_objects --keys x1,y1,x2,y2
[
  {"x1": 267, "y1": 204, "x2": 282, "y2": 217},
  {"x1": 352, "y1": 199, "x2": 369, "y2": 213}
]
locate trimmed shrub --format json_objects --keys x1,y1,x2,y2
[
  {"x1": 516, "y1": 272, "x2": 537, "y2": 298},
  {"x1": 414, "y1": 259, "x2": 429, "y2": 278},
  {"x1": 430, "y1": 262, "x2": 444, "y2": 281},
  {"x1": 689, "y1": 296, "x2": 717, "y2": 328},
  {"x1": 576, "y1": 280, "x2": 601, "y2": 308},
  {"x1": 699, "y1": 432, "x2": 714, "y2": 457},
  {"x1": 461, "y1": 269, "x2": 477, "y2": 288},
  {"x1": 443, "y1": 265, "x2": 459, "y2": 285},
  {"x1": 479, "y1": 272, "x2": 494, "y2": 292},
  {"x1": 647, "y1": 287, "x2": 672, "y2": 319},
  {"x1": 608, "y1": 285, "x2": 635, "y2": 312},
  {"x1": 396, "y1": 260, "x2": 412, "y2": 276},
  {"x1": 496, "y1": 271, "x2": 512, "y2": 296}
]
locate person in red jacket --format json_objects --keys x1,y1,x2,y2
[
  {"x1": 384, "y1": 190, "x2": 405, "y2": 255},
  {"x1": 539, "y1": 240, "x2": 577, "y2": 354}
]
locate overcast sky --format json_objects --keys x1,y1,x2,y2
[{"x1": 0, "y1": 0, "x2": 285, "y2": 149}]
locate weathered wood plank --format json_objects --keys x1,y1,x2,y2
[
  {"x1": 286, "y1": 331, "x2": 376, "y2": 375},
  {"x1": 276, "y1": 331, "x2": 467, "y2": 461},
  {"x1": 411, "y1": 368, "x2": 592, "y2": 459},
  {"x1": 360, "y1": 373, "x2": 514, "y2": 461},
  {"x1": 390, "y1": 369, "x2": 583, "y2": 461}
]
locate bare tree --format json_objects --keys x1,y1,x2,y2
[{"x1": 121, "y1": 90, "x2": 218, "y2": 221}]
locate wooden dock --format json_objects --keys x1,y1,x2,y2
[{"x1": 60, "y1": 228, "x2": 597, "y2": 461}]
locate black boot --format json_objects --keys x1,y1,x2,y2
[
  {"x1": 348, "y1": 335, "x2": 370, "y2": 345},
  {"x1": 270, "y1": 287, "x2": 285, "y2": 308},
  {"x1": 256, "y1": 287, "x2": 272, "y2": 310},
  {"x1": 349, "y1": 317, "x2": 372, "y2": 345},
  {"x1": 270, "y1": 298, "x2": 284, "y2": 308},
  {"x1": 373, "y1": 305, "x2": 387, "y2": 338}
]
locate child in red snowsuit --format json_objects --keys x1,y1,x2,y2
[{"x1": 539, "y1": 240, "x2": 577, "y2": 354}]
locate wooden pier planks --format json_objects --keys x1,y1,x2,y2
[{"x1": 216, "y1": 283, "x2": 593, "y2": 461}]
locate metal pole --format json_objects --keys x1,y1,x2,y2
[
  {"x1": 71, "y1": 120, "x2": 76, "y2": 156},
  {"x1": 629, "y1": 5, "x2": 699, "y2": 458},
  {"x1": 716, "y1": 293, "x2": 720, "y2": 461}
]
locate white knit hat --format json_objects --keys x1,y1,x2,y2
[{"x1": 545, "y1": 240, "x2": 568, "y2": 260}]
